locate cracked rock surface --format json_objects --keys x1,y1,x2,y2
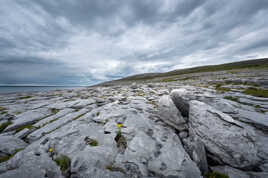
[{"x1": 0, "y1": 68, "x2": 268, "y2": 178}]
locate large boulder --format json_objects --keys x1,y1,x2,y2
[
  {"x1": 189, "y1": 100, "x2": 261, "y2": 169},
  {"x1": 158, "y1": 95, "x2": 186, "y2": 131}
]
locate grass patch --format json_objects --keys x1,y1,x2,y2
[
  {"x1": 243, "y1": 87, "x2": 268, "y2": 98},
  {"x1": 148, "y1": 100, "x2": 158, "y2": 108},
  {"x1": 15, "y1": 124, "x2": 34, "y2": 133},
  {"x1": 84, "y1": 136, "x2": 98, "y2": 146},
  {"x1": 51, "y1": 108, "x2": 60, "y2": 115},
  {"x1": 114, "y1": 58, "x2": 268, "y2": 83},
  {"x1": 115, "y1": 130, "x2": 127, "y2": 150},
  {"x1": 136, "y1": 91, "x2": 145, "y2": 96},
  {"x1": 55, "y1": 155, "x2": 71, "y2": 171},
  {"x1": 17, "y1": 96, "x2": 33, "y2": 100},
  {"x1": 0, "y1": 107, "x2": 7, "y2": 115},
  {"x1": 73, "y1": 113, "x2": 87, "y2": 120},
  {"x1": 224, "y1": 96, "x2": 239, "y2": 102},
  {"x1": 205, "y1": 171, "x2": 229, "y2": 178},
  {"x1": 161, "y1": 77, "x2": 178, "y2": 83},
  {"x1": 0, "y1": 106, "x2": 7, "y2": 111},
  {"x1": 106, "y1": 164, "x2": 125, "y2": 173},
  {"x1": 0, "y1": 121, "x2": 12, "y2": 132},
  {"x1": 15, "y1": 111, "x2": 22, "y2": 115},
  {"x1": 215, "y1": 84, "x2": 231, "y2": 93},
  {"x1": 0, "y1": 148, "x2": 24, "y2": 163}
]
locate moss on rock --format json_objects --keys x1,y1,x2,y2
[
  {"x1": 0, "y1": 121, "x2": 12, "y2": 132},
  {"x1": 243, "y1": 87, "x2": 268, "y2": 98},
  {"x1": 55, "y1": 155, "x2": 71, "y2": 171},
  {"x1": 205, "y1": 171, "x2": 229, "y2": 178}
]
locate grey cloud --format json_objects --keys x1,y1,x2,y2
[
  {"x1": 0, "y1": 0, "x2": 268, "y2": 85},
  {"x1": 0, "y1": 56, "x2": 87, "y2": 85}
]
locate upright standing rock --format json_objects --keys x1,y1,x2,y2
[
  {"x1": 170, "y1": 89, "x2": 190, "y2": 117},
  {"x1": 158, "y1": 95, "x2": 186, "y2": 131}
]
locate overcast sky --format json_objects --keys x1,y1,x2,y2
[{"x1": 0, "y1": 0, "x2": 268, "y2": 86}]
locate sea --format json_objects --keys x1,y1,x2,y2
[{"x1": 0, "y1": 86, "x2": 86, "y2": 94}]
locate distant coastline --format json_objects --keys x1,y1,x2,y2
[{"x1": 0, "y1": 86, "x2": 86, "y2": 94}]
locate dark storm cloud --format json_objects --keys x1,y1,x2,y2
[{"x1": 0, "y1": 0, "x2": 268, "y2": 85}]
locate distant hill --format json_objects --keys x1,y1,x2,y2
[{"x1": 97, "y1": 58, "x2": 268, "y2": 86}]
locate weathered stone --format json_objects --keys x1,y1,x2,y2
[
  {"x1": 182, "y1": 137, "x2": 208, "y2": 175},
  {"x1": 179, "y1": 131, "x2": 188, "y2": 139},
  {"x1": 27, "y1": 109, "x2": 89, "y2": 142},
  {"x1": 189, "y1": 100, "x2": 260, "y2": 169},
  {"x1": 158, "y1": 95, "x2": 186, "y2": 131},
  {"x1": 170, "y1": 89, "x2": 190, "y2": 117},
  {"x1": 0, "y1": 135, "x2": 27, "y2": 155},
  {"x1": 5, "y1": 108, "x2": 52, "y2": 132}
]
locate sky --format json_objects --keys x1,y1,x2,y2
[{"x1": 0, "y1": 0, "x2": 268, "y2": 86}]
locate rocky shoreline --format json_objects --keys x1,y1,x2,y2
[{"x1": 0, "y1": 69, "x2": 268, "y2": 178}]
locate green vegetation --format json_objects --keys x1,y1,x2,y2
[
  {"x1": 51, "y1": 108, "x2": 60, "y2": 115},
  {"x1": 73, "y1": 113, "x2": 87, "y2": 120},
  {"x1": 114, "y1": 58, "x2": 268, "y2": 82},
  {"x1": 115, "y1": 130, "x2": 127, "y2": 150},
  {"x1": 0, "y1": 107, "x2": 8, "y2": 115},
  {"x1": 224, "y1": 96, "x2": 239, "y2": 102},
  {"x1": 15, "y1": 124, "x2": 34, "y2": 133},
  {"x1": 0, "y1": 121, "x2": 12, "y2": 132},
  {"x1": 0, "y1": 111, "x2": 8, "y2": 115},
  {"x1": 205, "y1": 171, "x2": 229, "y2": 178},
  {"x1": 136, "y1": 91, "x2": 145, "y2": 96},
  {"x1": 243, "y1": 87, "x2": 268, "y2": 98},
  {"x1": 15, "y1": 111, "x2": 22, "y2": 115},
  {"x1": 149, "y1": 100, "x2": 158, "y2": 108},
  {"x1": 161, "y1": 77, "x2": 178, "y2": 82},
  {"x1": 96, "y1": 112, "x2": 100, "y2": 116},
  {"x1": 0, "y1": 148, "x2": 24, "y2": 163},
  {"x1": 106, "y1": 164, "x2": 125, "y2": 173},
  {"x1": 84, "y1": 136, "x2": 98, "y2": 146},
  {"x1": 215, "y1": 84, "x2": 231, "y2": 92},
  {"x1": 55, "y1": 155, "x2": 71, "y2": 171},
  {"x1": 17, "y1": 96, "x2": 33, "y2": 100},
  {"x1": 0, "y1": 106, "x2": 7, "y2": 111}
]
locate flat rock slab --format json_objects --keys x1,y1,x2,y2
[
  {"x1": 33, "y1": 108, "x2": 75, "y2": 128},
  {"x1": 27, "y1": 108, "x2": 89, "y2": 142},
  {"x1": 0, "y1": 135, "x2": 27, "y2": 155},
  {"x1": 5, "y1": 108, "x2": 52, "y2": 132}
]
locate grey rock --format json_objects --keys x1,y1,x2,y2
[
  {"x1": 0, "y1": 147, "x2": 63, "y2": 178},
  {"x1": 179, "y1": 131, "x2": 188, "y2": 139},
  {"x1": 158, "y1": 95, "x2": 186, "y2": 131},
  {"x1": 0, "y1": 135, "x2": 27, "y2": 155},
  {"x1": 27, "y1": 109, "x2": 89, "y2": 142},
  {"x1": 14, "y1": 128, "x2": 31, "y2": 139},
  {"x1": 130, "y1": 83, "x2": 138, "y2": 89},
  {"x1": 211, "y1": 166, "x2": 250, "y2": 178},
  {"x1": 182, "y1": 137, "x2": 208, "y2": 175},
  {"x1": 33, "y1": 108, "x2": 74, "y2": 128},
  {"x1": 211, "y1": 166, "x2": 268, "y2": 178},
  {"x1": 189, "y1": 100, "x2": 260, "y2": 169},
  {"x1": 170, "y1": 89, "x2": 190, "y2": 117},
  {"x1": 5, "y1": 108, "x2": 52, "y2": 132}
]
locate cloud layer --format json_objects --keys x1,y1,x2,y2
[{"x1": 1, "y1": 0, "x2": 268, "y2": 85}]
